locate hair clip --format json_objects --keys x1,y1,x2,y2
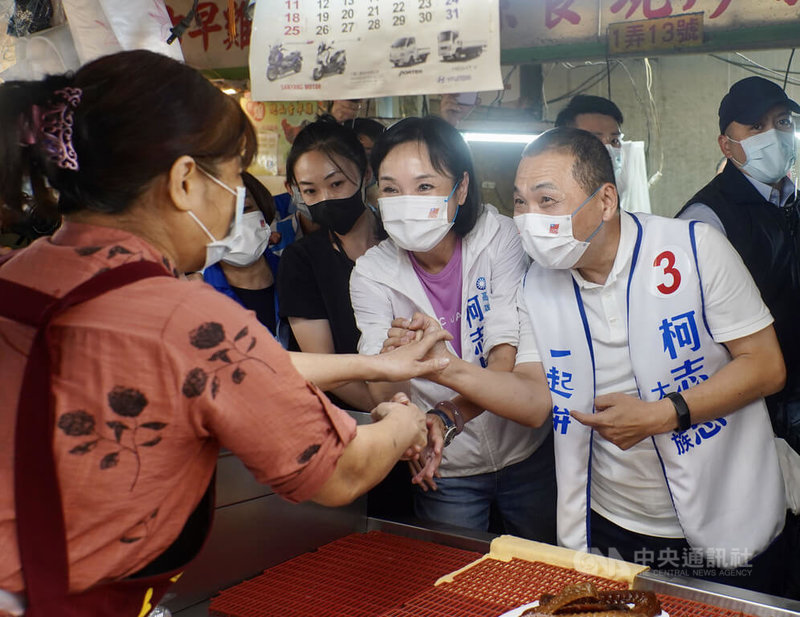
[
  {"x1": 18, "y1": 105, "x2": 42, "y2": 146},
  {"x1": 40, "y1": 87, "x2": 82, "y2": 171}
]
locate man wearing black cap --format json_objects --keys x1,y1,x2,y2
[{"x1": 678, "y1": 75, "x2": 800, "y2": 599}]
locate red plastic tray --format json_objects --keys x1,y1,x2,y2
[
  {"x1": 209, "y1": 531, "x2": 482, "y2": 617},
  {"x1": 209, "y1": 531, "x2": 755, "y2": 617}
]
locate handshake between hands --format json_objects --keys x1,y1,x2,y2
[{"x1": 371, "y1": 312, "x2": 455, "y2": 492}]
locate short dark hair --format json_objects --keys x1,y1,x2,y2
[
  {"x1": 351, "y1": 118, "x2": 385, "y2": 144},
  {"x1": 554, "y1": 95, "x2": 624, "y2": 128},
  {"x1": 0, "y1": 49, "x2": 256, "y2": 223},
  {"x1": 370, "y1": 115, "x2": 480, "y2": 237},
  {"x1": 522, "y1": 127, "x2": 616, "y2": 197},
  {"x1": 242, "y1": 172, "x2": 275, "y2": 223},
  {"x1": 285, "y1": 117, "x2": 367, "y2": 188}
]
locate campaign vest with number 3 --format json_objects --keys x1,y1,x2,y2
[{"x1": 524, "y1": 212, "x2": 785, "y2": 561}]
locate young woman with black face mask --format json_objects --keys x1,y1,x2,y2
[{"x1": 277, "y1": 118, "x2": 382, "y2": 411}]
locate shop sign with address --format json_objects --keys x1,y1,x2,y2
[
  {"x1": 500, "y1": 0, "x2": 799, "y2": 50},
  {"x1": 608, "y1": 11, "x2": 704, "y2": 54}
]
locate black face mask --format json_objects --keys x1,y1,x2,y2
[{"x1": 308, "y1": 186, "x2": 366, "y2": 235}]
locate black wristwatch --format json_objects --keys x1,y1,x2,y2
[
  {"x1": 666, "y1": 392, "x2": 691, "y2": 432},
  {"x1": 427, "y1": 409, "x2": 458, "y2": 447}
]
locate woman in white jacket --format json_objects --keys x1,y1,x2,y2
[{"x1": 350, "y1": 116, "x2": 556, "y2": 540}]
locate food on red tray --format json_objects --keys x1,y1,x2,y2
[{"x1": 521, "y1": 581, "x2": 661, "y2": 616}]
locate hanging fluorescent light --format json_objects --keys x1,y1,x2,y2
[
  {"x1": 461, "y1": 132, "x2": 540, "y2": 144},
  {"x1": 222, "y1": 87, "x2": 238, "y2": 95}
]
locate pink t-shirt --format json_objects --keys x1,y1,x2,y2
[{"x1": 409, "y1": 238, "x2": 463, "y2": 358}]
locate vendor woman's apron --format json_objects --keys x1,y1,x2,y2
[{"x1": 0, "y1": 259, "x2": 215, "y2": 617}]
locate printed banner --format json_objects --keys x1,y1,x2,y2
[
  {"x1": 248, "y1": 0, "x2": 503, "y2": 101},
  {"x1": 500, "y1": 0, "x2": 800, "y2": 51}
]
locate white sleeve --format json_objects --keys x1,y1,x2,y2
[
  {"x1": 678, "y1": 203, "x2": 726, "y2": 235},
  {"x1": 349, "y1": 267, "x2": 393, "y2": 355},
  {"x1": 483, "y1": 216, "x2": 527, "y2": 353},
  {"x1": 514, "y1": 272, "x2": 541, "y2": 365},
  {"x1": 694, "y1": 222, "x2": 773, "y2": 343}
]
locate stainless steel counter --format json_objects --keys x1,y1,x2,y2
[
  {"x1": 634, "y1": 570, "x2": 800, "y2": 616},
  {"x1": 166, "y1": 410, "x2": 376, "y2": 615},
  {"x1": 164, "y1": 450, "x2": 368, "y2": 615},
  {"x1": 165, "y1": 410, "x2": 800, "y2": 616}
]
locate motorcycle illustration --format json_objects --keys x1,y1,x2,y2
[
  {"x1": 266, "y1": 44, "x2": 302, "y2": 81},
  {"x1": 312, "y1": 42, "x2": 346, "y2": 81}
]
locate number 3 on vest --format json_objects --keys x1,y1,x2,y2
[{"x1": 654, "y1": 250, "x2": 681, "y2": 295}]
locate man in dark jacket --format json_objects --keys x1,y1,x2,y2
[{"x1": 677, "y1": 75, "x2": 800, "y2": 600}]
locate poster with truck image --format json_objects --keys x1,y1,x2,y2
[
  {"x1": 437, "y1": 30, "x2": 486, "y2": 61},
  {"x1": 249, "y1": 0, "x2": 501, "y2": 101},
  {"x1": 390, "y1": 36, "x2": 430, "y2": 67}
]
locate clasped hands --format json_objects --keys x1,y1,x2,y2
[
  {"x1": 372, "y1": 313, "x2": 453, "y2": 382},
  {"x1": 377, "y1": 312, "x2": 456, "y2": 491},
  {"x1": 378, "y1": 312, "x2": 671, "y2": 456}
]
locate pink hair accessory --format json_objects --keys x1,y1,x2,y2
[{"x1": 40, "y1": 87, "x2": 82, "y2": 171}]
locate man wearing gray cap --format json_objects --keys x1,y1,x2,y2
[{"x1": 678, "y1": 75, "x2": 800, "y2": 599}]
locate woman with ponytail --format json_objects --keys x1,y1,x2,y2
[{"x1": 278, "y1": 117, "x2": 384, "y2": 411}]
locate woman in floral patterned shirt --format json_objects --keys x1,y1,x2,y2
[{"x1": 0, "y1": 50, "x2": 448, "y2": 616}]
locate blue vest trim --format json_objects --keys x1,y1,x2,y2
[
  {"x1": 626, "y1": 213, "x2": 644, "y2": 328},
  {"x1": 650, "y1": 433, "x2": 680, "y2": 524},
  {"x1": 688, "y1": 221, "x2": 713, "y2": 338},
  {"x1": 572, "y1": 277, "x2": 597, "y2": 549},
  {"x1": 626, "y1": 213, "x2": 645, "y2": 400}
]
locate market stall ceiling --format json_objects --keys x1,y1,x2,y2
[{"x1": 154, "y1": 0, "x2": 800, "y2": 81}]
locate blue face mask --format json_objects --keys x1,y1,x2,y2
[{"x1": 727, "y1": 129, "x2": 796, "y2": 185}]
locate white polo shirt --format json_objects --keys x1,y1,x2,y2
[{"x1": 516, "y1": 211, "x2": 772, "y2": 538}]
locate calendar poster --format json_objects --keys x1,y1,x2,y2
[{"x1": 249, "y1": 0, "x2": 502, "y2": 101}]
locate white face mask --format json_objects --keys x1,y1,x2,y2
[
  {"x1": 605, "y1": 144, "x2": 624, "y2": 178},
  {"x1": 727, "y1": 128, "x2": 796, "y2": 185},
  {"x1": 222, "y1": 210, "x2": 270, "y2": 267},
  {"x1": 188, "y1": 168, "x2": 246, "y2": 271},
  {"x1": 378, "y1": 183, "x2": 460, "y2": 253},
  {"x1": 514, "y1": 187, "x2": 603, "y2": 269}
]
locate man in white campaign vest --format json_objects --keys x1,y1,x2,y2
[{"x1": 392, "y1": 127, "x2": 787, "y2": 595}]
